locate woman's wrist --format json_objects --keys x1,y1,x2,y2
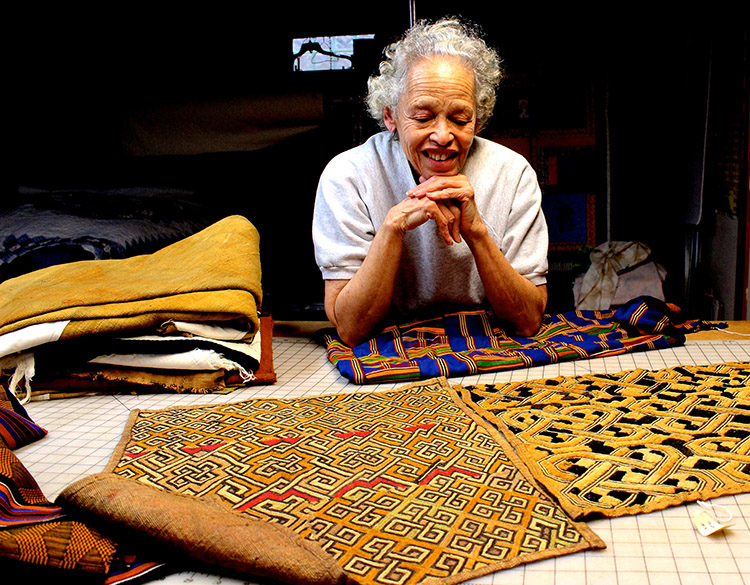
[{"x1": 462, "y1": 218, "x2": 490, "y2": 248}]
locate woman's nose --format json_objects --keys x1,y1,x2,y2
[{"x1": 431, "y1": 118, "x2": 453, "y2": 146}]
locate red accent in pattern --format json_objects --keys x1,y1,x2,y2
[
  {"x1": 333, "y1": 430, "x2": 373, "y2": 439},
  {"x1": 403, "y1": 423, "x2": 436, "y2": 432},
  {"x1": 333, "y1": 477, "x2": 406, "y2": 498},
  {"x1": 260, "y1": 436, "x2": 302, "y2": 446},
  {"x1": 180, "y1": 443, "x2": 225, "y2": 455}
]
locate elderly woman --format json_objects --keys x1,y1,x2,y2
[{"x1": 313, "y1": 18, "x2": 548, "y2": 347}]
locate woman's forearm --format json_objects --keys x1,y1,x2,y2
[
  {"x1": 466, "y1": 227, "x2": 547, "y2": 336},
  {"x1": 325, "y1": 223, "x2": 405, "y2": 346}
]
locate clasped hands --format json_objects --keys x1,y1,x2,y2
[{"x1": 393, "y1": 174, "x2": 480, "y2": 245}]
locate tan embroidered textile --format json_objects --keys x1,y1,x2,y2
[{"x1": 458, "y1": 361, "x2": 750, "y2": 519}]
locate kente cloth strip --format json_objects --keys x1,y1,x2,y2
[
  {"x1": 0, "y1": 394, "x2": 166, "y2": 583},
  {"x1": 0, "y1": 437, "x2": 120, "y2": 577},
  {"x1": 0, "y1": 401, "x2": 58, "y2": 529},
  {"x1": 0, "y1": 443, "x2": 168, "y2": 584},
  {"x1": 323, "y1": 296, "x2": 725, "y2": 384},
  {"x1": 456, "y1": 361, "x2": 750, "y2": 520},
  {"x1": 0, "y1": 381, "x2": 116, "y2": 577},
  {"x1": 75, "y1": 377, "x2": 603, "y2": 585}
]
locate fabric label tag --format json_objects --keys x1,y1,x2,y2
[{"x1": 693, "y1": 501, "x2": 734, "y2": 536}]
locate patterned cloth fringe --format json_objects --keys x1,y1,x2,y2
[{"x1": 322, "y1": 297, "x2": 727, "y2": 384}]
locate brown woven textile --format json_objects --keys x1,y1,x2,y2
[
  {"x1": 0, "y1": 214, "x2": 263, "y2": 340},
  {"x1": 57, "y1": 473, "x2": 353, "y2": 585}
]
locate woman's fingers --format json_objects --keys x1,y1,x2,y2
[
  {"x1": 395, "y1": 190, "x2": 463, "y2": 245},
  {"x1": 408, "y1": 174, "x2": 473, "y2": 202},
  {"x1": 435, "y1": 199, "x2": 462, "y2": 243},
  {"x1": 429, "y1": 199, "x2": 462, "y2": 245}
]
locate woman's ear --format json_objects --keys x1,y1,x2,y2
[{"x1": 383, "y1": 107, "x2": 397, "y2": 132}]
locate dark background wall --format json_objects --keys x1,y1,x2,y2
[{"x1": 14, "y1": 6, "x2": 749, "y2": 320}]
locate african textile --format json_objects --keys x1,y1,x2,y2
[
  {"x1": 58, "y1": 473, "x2": 349, "y2": 585},
  {"x1": 0, "y1": 384, "x2": 58, "y2": 528},
  {"x1": 0, "y1": 215, "x2": 269, "y2": 403},
  {"x1": 0, "y1": 439, "x2": 65, "y2": 528},
  {"x1": 0, "y1": 386, "x2": 164, "y2": 581},
  {"x1": 457, "y1": 361, "x2": 750, "y2": 520},
  {"x1": 91, "y1": 377, "x2": 603, "y2": 585},
  {"x1": 19, "y1": 313, "x2": 277, "y2": 401},
  {"x1": 323, "y1": 296, "x2": 725, "y2": 384},
  {"x1": 0, "y1": 384, "x2": 46, "y2": 449},
  {"x1": 0, "y1": 439, "x2": 118, "y2": 577}
]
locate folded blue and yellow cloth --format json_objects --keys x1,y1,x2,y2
[{"x1": 322, "y1": 296, "x2": 726, "y2": 384}]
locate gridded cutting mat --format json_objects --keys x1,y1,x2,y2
[{"x1": 16, "y1": 337, "x2": 750, "y2": 585}]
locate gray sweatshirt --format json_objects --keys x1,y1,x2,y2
[{"x1": 312, "y1": 131, "x2": 548, "y2": 320}]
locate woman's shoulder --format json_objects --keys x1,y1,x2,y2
[
  {"x1": 471, "y1": 136, "x2": 531, "y2": 166},
  {"x1": 325, "y1": 131, "x2": 388, "y2": 164},
  {"x1": 467, "y1": 136, "x2": 536, "y2": 183},
  {"x1": 323, "y1": 132, "x2": 405, "y2": 180}
]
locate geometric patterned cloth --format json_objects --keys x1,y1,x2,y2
[
  {"x1": 0, "y1": 386, "x2": 58, "y2": 529},
  {"x1": 0, "y1": 440, "x2": 67, "y2": 529},
  {"x1": 323, "y1": 296, "x2": 725, "y2": 384},
  {"x1": 0, "y1": 385, "x2": 159, "y2": 583},
  {"x1": 457, "y1": 361, "x2": 750, "y2": 520},
  {"x1": 105, "y1": 378, "x2": 604, "y2": 585},
  {"x1": 0, "y1": 437, "x2": 119, "y2": 577}
]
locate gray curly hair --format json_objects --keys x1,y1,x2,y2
[{"x1": 366, "y1": 18, "x2": 503, "y2": 132}]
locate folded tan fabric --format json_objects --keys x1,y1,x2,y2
[
  {"x1": 0, "y1": 215, "x2": 262, "y2": 340},
  {"x1": 23, "y1": 314, "x2": 277, "y2": 399},
  {"x1": 57, "y1": 473, "x2": 353, "y2": 585}
]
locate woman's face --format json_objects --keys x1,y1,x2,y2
[{"x1": 384, "y1": 56, "x2": 478, "y2": 180}]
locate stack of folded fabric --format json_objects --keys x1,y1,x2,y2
[{"x1": 0, "y1": 215, "x2": 275, "y2": 403}]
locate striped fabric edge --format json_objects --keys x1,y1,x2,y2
[
  {"x1": 0, "y1": 406, "x2": 47, "y2": 450},
  {"x1": 105, "y1": 558, "x2": 169, "y2": 585},
  {"x1": 0, "y1": 480, "x2": 67, "y2": 529}
]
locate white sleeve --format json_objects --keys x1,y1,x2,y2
[
  {"x1": 312, "y1": 155, "x2": 374, "y2": 281},
  {"x1": 497, "y1": 163, "x2": 549, "y2": 285}
]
